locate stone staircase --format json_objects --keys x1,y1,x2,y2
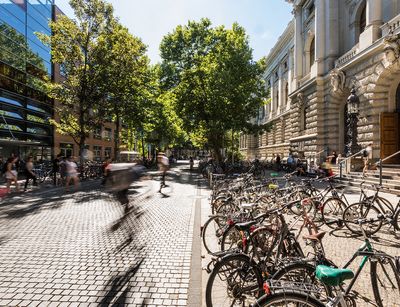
[{"x1": 332, "y1": 164, "x2": 400, "y2": 195}]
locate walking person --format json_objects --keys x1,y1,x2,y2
[
  {"x1": 52, "y1": 153, "x2": 62, "y2": 185},
  {"x1": 189, "y1": 156, "x2": 194, "y2": 171},
  {"x1": 65, "y1": 156, "x2": 79, "y2": 192},
  {"x1": 327, "y1": 151, "x2": 338, "y2": 165},
  {"x1": 157, "y1": 152, "x2": 169, "y2": 193},
  {"x1": 24, "y1": 156, "x2": 37, "y2": 191},
  {"x1": 362, "y1": 142, "x2": 373, "y2": 177},
  {"x1": 5, "y1": 156, "x2": 20, "y2": 193}
]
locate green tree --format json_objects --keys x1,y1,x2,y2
[
  {"x1": 38, "y1": 0, "x2": 114, "y2": 159},
  {"x1": 160, "y1": 18, "x2": 269, "y2": 161},
  {"x1": 99, "y1": 21, "x2": 150, "y2": 159}
]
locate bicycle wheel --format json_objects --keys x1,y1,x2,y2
[
  {"x1": 371, "y1": 256, "x2": 400, "y2": 307},
  {"x1": 394, "y1": 209, "x2": 400, "y2": 231},
  {"x1": 321, "y1": 197, "x2": 347, "y2": 229},
  {"x1": 271, "y1": 262, "x2": 332, "y2": 301},
  {"x1": 343, "y1": 202, "x2": 382, "y2": 236},
  {"x1": 221, "y1": 225, "x2": 243, "y2": 252},
  {"x1": 289, "y1": 191, "x2": 312, "y2": 216},
  {"x1": 252, "y1": 291, "x2": 325, "y2": 307},
  {"x1": 216, "y1": 201, "x2": 239, "y2": 216},
  {"x1": 202, "y1": 215, "x2": 228, "y2": 255},
  {"x1": 206, "y1": 253, "x2": 263, "y2": 307},
  {"x1": 248, "y1": 226, "x2": 276, "y2": 261}
]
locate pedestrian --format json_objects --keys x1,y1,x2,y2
[
  {"x1": 362, "y1": 142, "x2": 373, "y2": 177},
  {"x1": 65, "y1": 156, "x2": 79, "y2": 192},
  {"x1": 24, "y1": 156, "x2": 37, "y2": 191},
  {"x1": 157, "y1": 152, "x2": 169, "y2": 193},
  {"x1": 328, "y1": 151, "x2": 338, "y2": 165},
  {"x1": 189, "y1": 156, "x2": 194, "y2": 171},
  {"x1": 275, "y1": 154, "x2": 281, "y2": 171},
  {"x1": 5, "y1": 156, "x2": 20, "y2": 193},
  {"x1": 53, "y1": 153, "x2": 62, "y2": 185}
]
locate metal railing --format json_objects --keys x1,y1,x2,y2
[
  {"x1": 338, "y1": 149, "x2": 365, "y2": 178},
  {"x1": 375, "y1": 150, "x2": 400, "y2": 186}
]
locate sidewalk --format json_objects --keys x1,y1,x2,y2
[{"x1": 0, "y1": 162, "x2": 202, "y2": 306}]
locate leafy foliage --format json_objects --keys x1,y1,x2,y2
[{"x1": 159, "y1": 19, "x2": 268, "y2": 160}]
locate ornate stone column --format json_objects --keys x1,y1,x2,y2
[
  {"x1": 360, "y1": 0, "x2": 382, "y2": 48},
  {"x1": 315, "y1": 0, "x2": 326, "y2": 75},
  {"x1": 293, "y1": 5, "x2": 303, "y2": 84},
  {"x1": 325, "y1": 0, "x2": 339, "y2": 70}
]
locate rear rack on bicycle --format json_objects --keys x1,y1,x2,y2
[{"x1": 265, "y1": 279, "x2": 328, "y2": 300}]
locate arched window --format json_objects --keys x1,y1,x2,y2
[
  {"x1": 310, "y1": 37, "x2": 315, "y2": 68},
  {"x1": 396, "y1": 83, "x2": 400, "y2": 113},
  {"x1": 359, "y1": 4, "x2": 366, "y2": 34}
]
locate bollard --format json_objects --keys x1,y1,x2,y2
[
  {"x1": 379, "y1": 159, "x2": 382, "y2": 186},
  {"x1": 339, "y1": 162, "x2": 342, "y2": 179}
]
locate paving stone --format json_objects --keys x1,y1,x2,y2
[{"x1": 0, "y1": 165, "x2": 197, "y2": 306}]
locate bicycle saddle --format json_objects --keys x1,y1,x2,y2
[
  {"x1": 235, "y1": 220, "x2": 258, "y2": 231},
  {"x1": 316, "y1": 265, "x2": 354, "y2": 286},
  {"x1": 302, "y1": 231, "x2": 326, "y2": 241}
]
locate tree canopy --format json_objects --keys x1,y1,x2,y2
[{"x1": 159, "y1": 18, "x2": 269, "y2": 160}]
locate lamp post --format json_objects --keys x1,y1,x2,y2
[{"x1": 345, "y1": 87, "x2": 361, "y2": 156}]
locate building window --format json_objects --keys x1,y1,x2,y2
[
  {"x1": 60, "y1": 143, "x2": 73, "y2": 157},
  {"x1": 93, "y1": 145, "x2": 102, "y2": 161},
  {"x1": 300, "y1": 105, "x2": 307, "y2": 131},
  {"x1": 359, "y1": 4, "x2": 366, "y2": 34},
  {"x1": 310, "y1": 37, "x2": 315, "y2": 68},
  {"x1": 104, "y1": 128, "x2": 112, "y2": 141},
  {"x1": 395, "y1": 83, "x2": 400, "y2": 113},
  {"x1": 93, "y1": 126, "x2": 102, "y2": 139},
  {"x1": 105, "y1": 147, "x2": 112, "y2": 158},
  {"x1": 284, "y1": 83, "x2": 289, "y2": 107}
]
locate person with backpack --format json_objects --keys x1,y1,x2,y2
[{"x1": 362, "y1": 142, "x2": 373, "y2": 177}]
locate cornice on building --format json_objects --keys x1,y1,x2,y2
[{"x1": 264, "y1": 20, "x2": 295, "y2": 71}]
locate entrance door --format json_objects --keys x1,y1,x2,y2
[{"x1": 380, "y1": 113, "x2": 400, "y2": 163}]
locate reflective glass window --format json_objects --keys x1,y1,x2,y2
[
  {"x1": 27, "y1": 103, "x2": 50, "y2": 115},
  {"x1": 2, "y1": 1, "x2": 26, "y2": 22},
  {"x1": 27, "y1": 28, "x2": 50, "y2": 52},
  {"x1": 0, "y1": 6, "x2": 25, "y2": 35},
  {"x1": 0, "y1": 31, "x2": 26, "y2": 56},
  {"x1": 27, "y1": 126, "x2": 48, "y2": 135},
  {"x1": 0, "y1": 123, "x2": 23, "y2": 131},
  {"x1": 27, "y1": 113, "x2": 47, "y2": 123},
  {"x1": 27, "y1": 2, "x2": 50, "y2": 27},
  {"x1": 27, "y1": 0, "x2": 51, "y2": 15},
  {"x1": 0, "y1": 109, "x2": 23, "y2": 119},
  {"x1": 0, "y1": 96, "x2": 23, "y2": 107},
  {"x1": 0, "y1": 45, "x2": 26, "y2": 70},
  {"x1": 27, "y1": 14, "x2": 50, "y2": 35},
  {"x1": 27, "y1": 38, "x2": 50, "y2": 63}
]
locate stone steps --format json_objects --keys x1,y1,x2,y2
[{"x1": 335, "y1": 166, "x2": 400, "y2": 195}]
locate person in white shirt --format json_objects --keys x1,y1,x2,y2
[{"x1": 65, "y1": 156, "x2": 79, "y2": 192}]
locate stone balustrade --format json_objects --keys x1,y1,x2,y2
[
  {"x1": 334, "y1": 46, "x2": 358, "y2": 68},
  {"x1": 381, "y1": 14, "x2": 400, "y2": 36}
]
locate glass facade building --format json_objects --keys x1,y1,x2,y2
[{"x1": 0, "y1": 0, "x2": 53, "y2": 160}]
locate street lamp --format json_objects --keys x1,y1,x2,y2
[
  {"x1": 345, "y1": 87, "x2": 361, "y2": 156},
  {"x1": 347, "y1": 88, "x2": 360, "y2": 115}
]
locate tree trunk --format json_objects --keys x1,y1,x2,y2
[{"x1": 114, "y1": 114, "x2": 121, "y2": 161}]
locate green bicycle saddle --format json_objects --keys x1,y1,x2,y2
[
  {"x1": 316, "y1": 265, "x2": 354, "y2": 286},
  {"x1": 270, "y1": 172, "x2": 279, "y2": 177}
]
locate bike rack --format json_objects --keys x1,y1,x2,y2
[
  {"x1": 375, "y1": 150, "x2": 400, "y2": 186},
  {"x1": 338, "y1": 149, "x2": 364, "y2": 179}
]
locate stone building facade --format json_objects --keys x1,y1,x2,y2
[{"x1": 241, "y1": 0, "x2": 400, "y2": 165}]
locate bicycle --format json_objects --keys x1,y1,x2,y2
[{"x1": 252, "y1": 220, "x2": 400, "y2": 307}]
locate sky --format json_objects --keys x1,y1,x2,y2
[{"x1": 55, "y1": 0, "x2": 293, "y2": 64}]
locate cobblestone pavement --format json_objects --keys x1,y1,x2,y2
[
  {"x1": 0, "y1": 162, "x2": 201, "y2": 307},
  {"x1": 201, "y1": 187, "x2": 400, "y2": 307}
]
